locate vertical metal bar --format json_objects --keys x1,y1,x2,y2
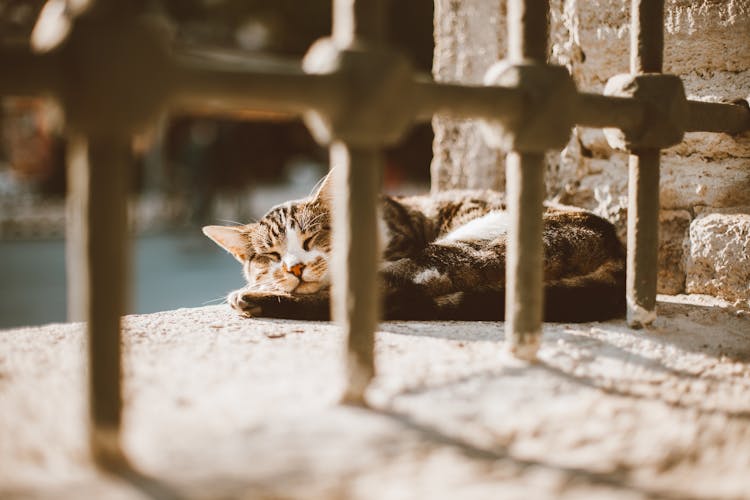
[
  {"x1": 67, "y1": 132, "x2": 131, "y2": 464},
  {"x1": 504, "y1": 0, "x2": 549, "y2": 360},
  {"x1": 630, "y1": 0, "x2": 664, "y2": 74},
  {"x1": 626, "y1": 148, "x2": 659, "y2": 326},
  {"x1": 331, "y1": 0, "x2": 385, "y2": 402},
  {"x1": 505, "y1": 152, "x2": 545, "y2": 359},
  {"x1": 507, "y1": 0, "x2": 548, "y2": 62},
  {"x1": 333, "y1": 0, "x2": 385, "y2": 46},
  {"x1": 626, "y1": 0, "x2": 664, "y2": 328},
  {"x1": 331, "y1": 143, "x2": 382, "y2": 404}
]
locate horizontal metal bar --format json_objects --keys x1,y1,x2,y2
[
  {"x1": 576, "y1": 92, "x2": 645, "y2": 131},
  {"x1": 414, "y1": 78, "x2": 525, "y2": 122},
  {"x1": 169, "y1": 51, "x2": 340, "y2": 118},
  {"x1": 685, "y1": 100, "x2": 750, "y2": 134},
  {"x1": 3, "y1": 48, "x2": 747, "y2": 140}
]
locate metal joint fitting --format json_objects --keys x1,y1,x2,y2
[
  {"x1": 603, "y1": 73, "x2": 688, "y2": 151},
  {"x1": 56, "y1": 14, "x2": 173, "y2": 136},
  {"x1": 480, "y1": 61, "x2": 577, "y2": 153},
  {"x1": 302, "y1": 38, "x2": 415, "y2": 147}
]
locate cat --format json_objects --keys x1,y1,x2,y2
[{"x1": 203, "y1": 172, "x2": 626, "y2": 322}]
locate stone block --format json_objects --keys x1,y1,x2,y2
[
  {"x1": 658, "y1": 210, "x2": 691, "y2": 295},
  {"x1": 431, "y1": 0, "x2": 506, "y2": 192},
  {"x1": 686, "y1": 209, "x2": 750, "y2": 306}
]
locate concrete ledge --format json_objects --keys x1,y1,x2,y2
[{"x1": 1, "y1": 297, "x2": 750, "y2": 499}]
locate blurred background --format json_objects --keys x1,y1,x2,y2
[{"x1": 0, "y1": 0, "x2": 434, "y2": 328}]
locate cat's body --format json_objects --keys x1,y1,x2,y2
[{"x1": 203, "y1": 175, "x2": 626, "y2": 322}]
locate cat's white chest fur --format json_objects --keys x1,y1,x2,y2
[{"x1": 441, "y1": 210, "x2": 509, "y2": 242}]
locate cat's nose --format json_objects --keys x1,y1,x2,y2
[{"x1": 283, "y1": 262, "x2": 305, "y2": 278}]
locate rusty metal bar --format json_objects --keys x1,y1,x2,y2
[
  {"x1": 504, "y1": 0, "x2": 549, "y2": 360},
  {"x1": 626, "y1": 0, "x2": 664, "y2": 328},
  {"x1": 66, "y1": 132, "x2": 130, "y2": 464}
]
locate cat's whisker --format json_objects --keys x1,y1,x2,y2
[
  {"x1": 308, "y1": 175, "x2": 328, "y2": 198},
  {"x1": 202, "y1": 295, "x2": 228, "y2": 305}
]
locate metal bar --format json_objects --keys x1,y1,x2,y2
[
  {"x1": 504, "y1": 0, "x2": 549, "y2": 360},
  {"x1": 626, "y1": 148, "x2": 659, "y2": 327},
  {"x1": 630, "y1": 0, "x2": 664, "y2": 74},
  {"x1": 334, "y1": 0, "x2": 385, "y2": 46},
  {"x1": 576, "y1": 92, "x2": 646, "y2": 131},
  {"x1": 505, "y1": 152, "x2": 545, "y2": 359},
  {"x1": 331, "y1": 143, "x2": 382, "y2": 404},
  {"x1": 66, "y1": 132, "x2": 131, "y2": 464},
  {"x1": 685, "y1": 100, "x2": 750, "y2": 134},
  {"x1": 508, "y1": 0, "x2": 548, "y2": 62},
  {"x1": 171, "y1": 52, "x2": 339, "y2": 118},
  {"x1": 331, "y1": 0, "x2": 385, "y2": 403},
  {"x1": 413, "y1": 78, "x2": 524, "y2": 122},
  {"x1": 626, "y1": 0, "x2": 664, "y2": 328}
]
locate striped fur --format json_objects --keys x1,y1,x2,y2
[{"x1": 205, "y1": 174, "x2": 626, "y2": 322}]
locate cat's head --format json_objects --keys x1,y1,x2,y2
[{"x1": 203, "y1": 174, "x2": 333, "y2": 294}]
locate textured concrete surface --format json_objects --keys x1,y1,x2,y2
[{"x1": 2, "y1": 297, "x2": 750, "y2": 499}]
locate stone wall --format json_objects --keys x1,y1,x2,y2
[{"x1": 432, "y1": 0, "x2": 750, "y2": 305}]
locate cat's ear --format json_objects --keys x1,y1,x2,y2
[
  {"x1": 311, "y1": 170, "x2": 335, "y2": 206},
  {"x1": 202, "y1": 225, "x2": 250, "y2": 263}
]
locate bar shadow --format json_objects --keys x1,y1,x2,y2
[{"x1": 380, "y1": 298, "x2": 750, "y2": 362}]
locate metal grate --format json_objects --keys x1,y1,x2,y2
[{"x1": 1, "y1": 0, "x2": 748, "y2": 474}]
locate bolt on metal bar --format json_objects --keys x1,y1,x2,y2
[
  {"x1": 626, "y1": 0, "x2": 665, "y2": 328},
  {"x1": 66, "y1": 132, "x2": 131, "y2": 466},
  {"x1": 504, "y1": 0, "x2": 549, "y2": 360}
]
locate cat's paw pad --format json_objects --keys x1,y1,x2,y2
[{"x1": 229, "y1": 290, "x2": 263, "y2": 317}]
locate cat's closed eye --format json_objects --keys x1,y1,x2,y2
[
  {"x1": 262, "y1": 251, "x2": 281, "y2": 261},
  {"x1": 302, "y1": 236, "x2": 314, "y2": 251}
]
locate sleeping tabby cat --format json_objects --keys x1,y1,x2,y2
[{"x1": 203, "y1": 173, "x2": 626, "y2": 322}]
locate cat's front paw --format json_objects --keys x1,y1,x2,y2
[{"x1": 228, "y1": 289, "x2": 264, "y2": 317}]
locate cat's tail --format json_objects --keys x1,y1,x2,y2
[{"x1": 388, "y1": 260, "x2": 626, "y2": 323}]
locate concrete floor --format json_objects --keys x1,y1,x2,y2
[{"x1": 1, "y1": 295, "x2": 749, "y2": 499}]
